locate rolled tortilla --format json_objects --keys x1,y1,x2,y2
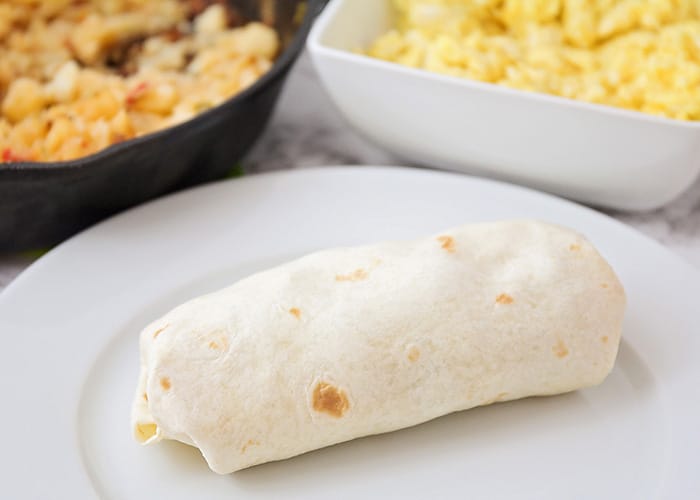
[{"x1": 132, "y1": 220, "x2": 625, "y2": 474}]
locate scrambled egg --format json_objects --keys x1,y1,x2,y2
[{"x1": 367, "y1": 0, "x2": 700, "y2": 120}]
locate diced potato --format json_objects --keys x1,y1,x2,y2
[
  {"x1": 45, "y1": 116, "x2": 77, "y2": 153},
  {"x1": 194, "y1": 5, "x2": 227, "y2": 35},
  {"x1": 45, "y1": 60, "x2": 79, "y2": 103},
  {"x1": 2, "y1": 77, "x2": 46, "y2": 123},
  {"x1": 0, "y1": 9, "x2": 12, "y2": 41},
  {"x1": 128, "y1": 82, "x2": 178, "y2": 115},
  {"x1": 73, "y1": 89, "x2": 121, "y2": 121},
  {"x1": 109, "y1": 109, "x2": 134, "y2": 141},
  {"x1": 223, "y1": 22, "x2": 280, "y2": 58}
]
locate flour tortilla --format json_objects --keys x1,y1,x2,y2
[{"x1": 132, "y1": 220, "x2": 625, "y2": 473}]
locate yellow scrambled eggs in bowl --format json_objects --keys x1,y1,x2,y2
[{"x1": 367, "y1": 0, "x2": 700, "y2": 121}]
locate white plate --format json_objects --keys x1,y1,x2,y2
[{"x1": 1, "y1": 167, "x2": 698, "y2": 499}]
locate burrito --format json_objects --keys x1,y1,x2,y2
[{"x1": 132, "y1": 220, "x2": 625, "y2": 474}]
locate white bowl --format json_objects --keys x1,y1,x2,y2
[{"x1": 307, "y1": 0, "x2": 700, "y2": 211}]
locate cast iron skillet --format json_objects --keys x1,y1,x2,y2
[{"x1": 0, "y1": 0, "x2": 325, "y2": 252}]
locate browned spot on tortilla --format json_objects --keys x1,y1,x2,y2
[
  {"x1": 437, "y1": 235, "x2": 456, "y2": 253},
  {"x1": 208, "y1": 333, "x2": 229, "y2": 352},
  {"x1": 407, "y1": 346, "x2": 421, "y2": 362},
  {"x1": 204, "y1": 331, "x2": 229, "y2": 353},
  {"x1": 289, "y1": 307, "x2": 302, "y2": 319},
  {"x1": 142, "y1": 392, "x2": 148, "y2": 402},
  {"x1": 335, "y1": 269, "x2": 368, "y2": 282},
  {"x1": 553, "y1": 339, "x2": 569, "y2": 358},
  {"x1": 152, "y1": 324, "x2": 169, "y2": 339},
  {"x1": 569, "y1": 244, "x2": 582, "y2": 251},
  {"x1": 312, "y1": 382, "x2": 349, "y2": 418},
  {"x1": 601, "y1": 336, "x2": 609, "y2": 343},
  {"x1": 241, "y1": 439, "x2": 260, "y2": 454},
  {"x1": 600, "y1": 283, "x2": 609, "y2": 289},
  {"x1": 496, "y1": 293, "x2": 514, "y2": 304},
  {"x1": 160, "y1": 377, "x2": 171, "y2": 390}
]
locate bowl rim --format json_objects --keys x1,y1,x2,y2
[
  {"x1": 308, "y1": 0, "x2": 700, "y2": 130},
  {"x1": 1, "y1": 0, "x2": 324, "y2": 172}
]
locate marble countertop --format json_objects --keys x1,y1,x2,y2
[{"x1": 1, "y1": 53, "x2": 699, "y2": 292}]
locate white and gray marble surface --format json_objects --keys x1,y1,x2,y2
[{"x1": 1, "y1": 53, "x2": 699, "y2": 292}]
